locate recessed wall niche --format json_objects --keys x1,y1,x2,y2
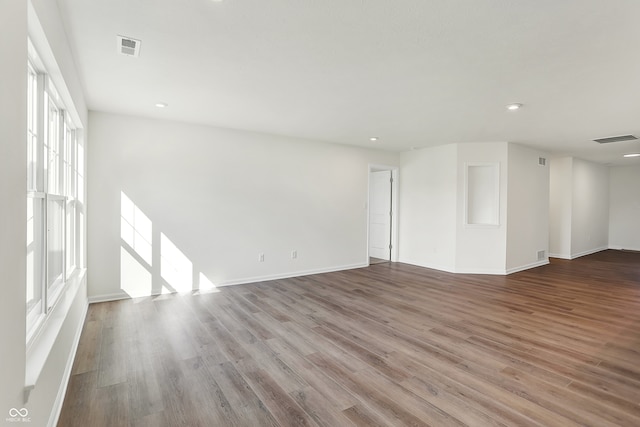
[{"x1": 465, "y1": 162, "x2": 500, "y2": 226}]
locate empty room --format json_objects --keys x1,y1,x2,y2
[{"x1": 2, "y1": 0, "x2": 640, "y2": 426}]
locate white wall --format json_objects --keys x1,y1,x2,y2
[
  {"x1": 30, "y1": 0, "x2": 87, "y2": 126},
  {"x1": 571, "y1": 158, "x2": 609, "y2": 258},
  {"x1": 0, "y1": 2, "x2": 89, "y2": 425},
  {"x1": 549, "y1": 157, "x2": 573, "y2": 258},
  {"x1": 399, "y1": 142, "x2": 549, "y2": 275},
  {"x1": 549, "y1": 157, "x2": 609, "y2": 259},
  {"x1": 609, "y1": 165, "x2": 640, "y2": 251},
  {"x1": 0, "y1": 0, "x2": 29, "y2": 417},
  {"x1": 455, "y1": 142, "x2": 508, "y2": 274},
  {"x1": 506, "y1": 144, "x2": 550, "y2": 272},
  {"x1": 398, "y1": 145, "x2": 457, "y2": 271},
  {"x1": 87, "y1": 112, "x2": 399, "y2": 300}
]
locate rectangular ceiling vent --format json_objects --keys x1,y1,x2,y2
[
  {"x1": 593, "y1": 134, "x2": 637, "y2": 144},
  {"x1": 117, "y1": 35, "x2": 141, "y2": 57}
]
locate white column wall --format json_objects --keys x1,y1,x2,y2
[
  {"x1": 609, "y1": 165, "x2": 640, "y2": 251},
  {"x1": 570, "y1": 158, "x2": 609, "y2": 258},
  {"x1": 455, "y1": 142, "x2": 508, "y2": 274},
  {"x1": 549, "y1": 157, "x2": 573, "y2": 258},
  {"x1": 399, "y1": 142, "x2": 549, "y2": 275},
  {"x1": 398, "y1": 145, "x2": 457, "y2": 271},
  {"x1": 506, "y1": 144, "x2": 550, "y2": 272},
  {"x1": 549, "y1": 157, "x2": 610, "y2": 259}
]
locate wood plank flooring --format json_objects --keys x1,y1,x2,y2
[{"x1": 58, "y1": 250, "x2": 640, "y2": 426}]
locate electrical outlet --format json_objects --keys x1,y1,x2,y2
[
  {"x1": 291, "y1": 250, "x2": 297, "y2": 259},
  {"x1": 259, "y1": 253, "x2": 264, "y2": 262}
]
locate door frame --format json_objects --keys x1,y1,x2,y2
[{"x1": 367, "y1": 164, "x2": 399, "y2": 264}]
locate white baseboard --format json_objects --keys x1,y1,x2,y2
[
  {"x1": 47, "y1": 297, "x2": 89, "y2": 427},
  {"x1": 548, "y1": 252, "x2": 570, "y2": 259},
  {"x1": 87, "y1": 262, "x2": 369, "y2": 303},
  {"x1": 549, "y1": 247, "x2": 608, "y2": 260},
  {"x1": 398, "y1": 258, "x2": 457, "y2": 274},
  {"x1": 400, "y1": 258, "x2": 549, "y2": 275},
  {"x1": 454, "y1": 267, "x2": 509, "y2": 275},
  {"x1": 608, "y1": 245, "x2": 640, "y2": 252},
  {"x1": 570, "y1": 247, "x2": 608, "y2": 259},
  {"x1": 505, "y1": 259, "x2": 549, "y2": 275},
  {"x1": 217, "y1": 262, "x2": 369, "y2": 287},
  {"x1": 402, "y1": 256, "x2": 512, "y2": 275},
  {"x1": 88, "y1": 291, "x2": 136, "y2": 304}
]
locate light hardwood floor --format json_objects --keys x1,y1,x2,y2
[{"x1": 58, "y1": 250, "x2": 640, "y2": 426}]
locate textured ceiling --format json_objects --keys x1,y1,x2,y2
[{"x1": 57, "y1": 0, "x2": 640, "y2": 165}]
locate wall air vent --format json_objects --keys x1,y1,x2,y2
[
  {"x1": 593, "y1": 135, "x2": 637, "y2": 144},
  {"x1": 537, "y1": 250, "x2": 546, "y2": 261},
  {"x1": 117, "y1": 35, "x2": 141, "y2": 57}
]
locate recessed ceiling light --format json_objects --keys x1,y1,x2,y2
[
  {"x1": 623, "y1": 153, "x2": 640, "y2": 158},
  {"x1": 506, "y1": 103, "x2": 523, "y2": 111},
  {"x1": 155, "y1": 102, "x2": 168, "y2": 108},
  {"x1": 370, "y1": 137, "x2": 379, "y2": 142}
]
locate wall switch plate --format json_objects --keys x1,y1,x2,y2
[
  {"x1": 291, "y1": 250, "x2": 297, "y2": 259},
  {"x1": 259, "y1": 253, "x2": 264, "y2": 262}
]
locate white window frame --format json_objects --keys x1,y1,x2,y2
[
  {"x1": 26, "y1": 193, "x2": 45, "y2": 335},
  {"x1": 26, "y1": 63, "x2": 46, "y2": 336},
  {"x1": 64, "y1": 119, "x2": 77, "y2": 277},
  {"x1": 46, "y1": 194, "x2": 67, "y2": 309},
  {"x1": 26, "y1": 53, "x2": 84, "y2": 344}
]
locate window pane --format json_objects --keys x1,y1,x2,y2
[
  {"x1": 77, "y1": 209, "x2": 84, "y2": 268},
  {"x1": 47, "y1": 197, "x2": 65, "y2": 295},
  {"x1": 28, "y1": 134, "x2": 38, "y2": 192},
  {"x1": 27, "y1": 197, "x2": 43, "y2": 311},
  {"x1": 66, "y1": 200, "x2": 76, "y2": 275},
  {"x1": 77, "y1": 140, "x2": 84, "y2": 204},
  {"x1": 64, "y1": 124, "x2": 75, "y2": 199},
  {"x1": 47, "y1": 101, "x2": 61, "y2": 195},
  {"x1": 27, "y1": 66, "x2": 38, "y2": 192}
]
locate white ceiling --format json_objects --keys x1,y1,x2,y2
[{"x1": 57, "y1": 0, "x2": 640, "y2": 165}]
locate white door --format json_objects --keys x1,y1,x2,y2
[{"x1": 369, "y1": 170, "x2": 392, "y2": 260}]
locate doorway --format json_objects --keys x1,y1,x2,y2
[{"x1": 368, "y1": 166, "x2": 398, "y2": 265}]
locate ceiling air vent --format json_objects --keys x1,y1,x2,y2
[
  {"x1": 117, "y1": 35, "x2": 141, "y2": 57},
  {"x1": 593, "y1": 134, "x2": 637, "y2": 144}
]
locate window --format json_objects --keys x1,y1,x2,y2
[
  {"x1": 26, "y1": 63, "x2": 44, "y2": 333},
  {"x1": 26, "y1": 196, "x2": 44, "y2": 332},
  {"x1": 27, "y1": 63, "x2": 39, "y2": 192},
  {"x1": 26, "y1": 54, "x2": 85, "y2": 342}
]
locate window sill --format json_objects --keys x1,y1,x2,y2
[{"x1": 24, "y1": 268, "x2": 86, "y2": 402}]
